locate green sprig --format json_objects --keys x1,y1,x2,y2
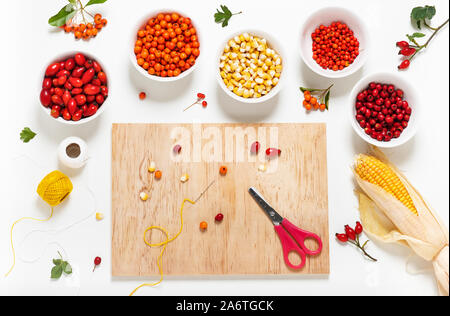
[
  {"x1": 51, "y1": 252, "x2": 72, "y2": 279},
  {"x1": 20, "y1": 127, "x2": 36, "y2": 143},
  {"x1": 214, "y1": 5, "x2": 242, "y2": 28}
]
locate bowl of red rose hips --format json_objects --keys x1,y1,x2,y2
[
  {"x1": 40, "y1": 52, "x2": 109, "y2": 125},
  {"x1": 349, "y1": 73, "x2": 420, "y2": 148},
  {"x1": 130, "y1": 10, "x2": 201, "y2": 82},
  {"x1": 300, "y1": 7, "x2": 369, "y2": 79}
]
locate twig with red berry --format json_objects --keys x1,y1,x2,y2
[
  {"x1": 336, "y1": 222, "x2": 378, "y2": 262},
  {"x1": 183, "y1": 93, "x2": 208, "y2": 112},
  {"x1": 397, "y1": 5, "x2": 449, "y2": 70}
]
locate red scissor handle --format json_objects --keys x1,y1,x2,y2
[
  {"x1": 274, "y1": 219, "x2": 323, "y2": 270},
  {"x1": 274, "y1": 225, "x2": 307, "y2": 270}
]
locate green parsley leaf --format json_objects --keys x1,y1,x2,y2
[
  {"x1": 214, "y1": 5, "x2": 242, "y2": 28},
  {"x1": 51, "y1": 264, "x2": 63, "y2": 279},
  {"x1": 63, "y1": 262, "x2": 73, "y2": 274},
  {"x1": 51, "y1": 253, "x2": 73, "y2": 280},
  {"x1": 20, "y1": 127, "x2": 37, "y2": 143}
]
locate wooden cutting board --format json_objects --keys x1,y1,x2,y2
[{"x1": 112, "y1": 123, "x2": 329, "y2": 276}]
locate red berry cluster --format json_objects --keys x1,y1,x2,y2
[
  {"x1": 311, "y1": 22, "x2": 360, "y2": 71},
  {"x1": 183, "y1": 93, "x2": 207, "y2": 111},
  {"x1": 40, "y1": 53, "x2": 108, "y2": 121},
  {"x1": 336, "y1": 222, "x2": 363, "y2": 242},
  {"x1": 336, "y1": 222, "x2": 377, "y2": 261},
  {"x1": 396, "y1": 41, "x2": 416, "y2": 70},
  {"x1": 355, "y1": 82, "x2": 412, "y2": 142}
]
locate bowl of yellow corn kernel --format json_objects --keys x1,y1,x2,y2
[{"x1": 217, "y1": 31, "x2": 285, "y2": 103}]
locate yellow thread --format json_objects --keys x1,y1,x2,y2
[
  {"x1": 37, "y1": 171, "x2": 73, "y2": 207},
  {"x1": 5, "y1": 171, "x2": 72, "y2": 277},
  {"x1": 5, "y1": 208, "x2": 54, "y2": 277},
  {"x1": 129, "y1": 199, "x2": 195, "y2": 296}
]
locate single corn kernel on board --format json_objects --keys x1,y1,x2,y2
[{"x1": 112, "y1": 123, "x2": 329, "y2": 276}]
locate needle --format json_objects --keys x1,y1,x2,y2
[{"x1": 194, "y1": 180, "x2": 216, "y2": 203}]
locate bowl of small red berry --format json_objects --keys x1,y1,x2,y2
[
  {"x1": 300, "y1": 7, "x2": 369, "y2": 79},
  {"x1": 40, "y1": 52, "x2": 109, "y2": 125},
  {"x1": 349, "y1": 72, "x2": 420, "y2": 148}
]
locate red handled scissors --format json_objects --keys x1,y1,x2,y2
[{"x1": 249, "y1": 187, "x2": 323, "y2": 270}]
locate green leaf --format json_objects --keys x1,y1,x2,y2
[
  {"x1": 361, "y1": 240, "x2": 370, "y2": 250},
  {"x1": 48, "y1": 4, "x2": 76, "y2": 27},
  {"x1": 412, "y1": 32, "x2": 426, "y2": 38},
  {"x1": 407, "y1": 32, "x2": 426, "y2": 43},
  {"x1": 324, "y1": 91, "x2": 330, "y2": 110},
  {"x1": 53, "y1": 259, "x2": 62, "y2": 266},
  {"x1": 51, "y1": 264, "x2": 63, "y2": 279},
  {"x1": 221, "y1": 5, "x2": 232, "y2": 17},
  {"x1": 424, "y1": 5, "x2": 436, "y2": 20},
  {"x1": 411, "y1": 6, "x2": 436, "y2": 28},
  {"x1": 214, "y1": 5, "x2": 240, "y2": 28},
  {"x1": 62, "y1": 262, "x2": 73, "y2": 275},
  {"x1": 20, "y1": 127, "x2": 37, "y2": 143},
  {"x1": 86, "y1": 0, "x2": 108, "y2": 7}
]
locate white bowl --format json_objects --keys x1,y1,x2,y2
[
  {"x1": 300, "y1": 7, "x2": 369, "y2": 79},
  {"x1": 129, "y1": 10, "x2": 201, "y2": 83},
  {"x1": 349, "y1": 72, "x2": 420, "y2": 148},
  {"x1": 216, "y1": 30, "x2": 286, "y2": 104},
  {"x1": 39, "y1": 51, "x2": 110, "y2": 125}
]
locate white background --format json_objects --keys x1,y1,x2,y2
[{"x1": 0, "y1": 0, "x2": 448, "y2": 296}]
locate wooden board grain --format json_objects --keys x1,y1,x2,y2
[{"x1": 112, "y1": 123, "x2": 329, "y2": 276}]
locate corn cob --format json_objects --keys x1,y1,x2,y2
[{"x1": 354, "y1": 154, "x2": 418, "y2": 216}]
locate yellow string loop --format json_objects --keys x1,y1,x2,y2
[
  {"x1": 5, "y1": 208, "x2": 54, "y2": 277},
  {"x1": 5, "y1": 171, "x2": 72, "y2": 277},
  {"x1": 129, "y1": 199, "x2": 195, "y2": 296}
]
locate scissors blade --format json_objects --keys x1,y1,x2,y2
[{"x1": 248, "y1": 187, "x2": 284, "y2": 226}]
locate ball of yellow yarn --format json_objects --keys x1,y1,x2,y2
[{"x1": 36, "y1": 171, "x2": 73, "y2": 207}]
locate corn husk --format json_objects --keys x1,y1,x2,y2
[{"x1": 353, "y1": 147, "x2": 449, "y2": 296}]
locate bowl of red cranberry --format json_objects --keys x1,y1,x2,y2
[
  {"x1": 349, "y1": 72, "x2": 420, "y2": 148},
  {"x1": 40, "y1": 52, "x2": 109, "y2": 125}
]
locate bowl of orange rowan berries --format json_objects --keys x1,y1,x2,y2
[
  {"x1": 131, "y1": 11, "x2": 201, "y2": 82},
  {"x1": 300, "y1": 7, "x2": 369, "y2": 79}
]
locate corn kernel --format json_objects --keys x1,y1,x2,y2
[
  {"x1": 96, "y1": 213, "x2": 104, "y2": 221},
  {"x1": 259, "y1": 164, "x2": 268, "y2": 172},
  {"x1": 180, "y1": 174, "x2": 189, "y2": 183},
  {"x1": 148, "y1": 162, "x2": 156, "y2": 173},
  {"x1": 140, "y1": 192, "x2": 148, "y2": 201}
]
